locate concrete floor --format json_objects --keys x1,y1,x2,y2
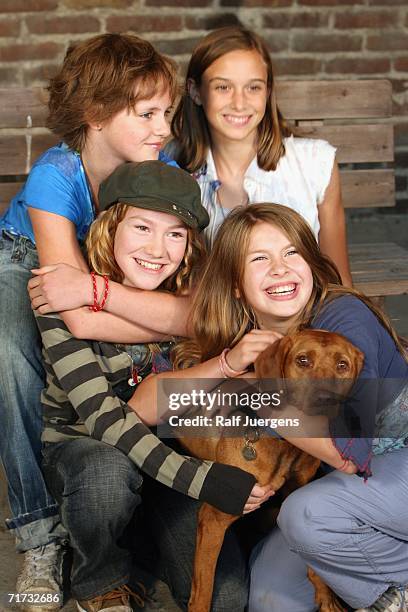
[{"x1": 0, "y1": 212, "x2": 407, "y2": 611}]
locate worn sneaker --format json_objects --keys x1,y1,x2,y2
[
  {"x1": 16, "y1": 541, "x2": 64, "y2": 610},
  {"x1": 76, "y1": 584, "x2": 150, "y2": 612},
  {"x1": 356, "y1": 586, "x2": 408, "y2": 611}
]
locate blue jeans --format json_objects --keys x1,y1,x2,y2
[
  {"x1": 42, "y1": 437, "x2": 248, "y2": 610},
  {"x1": 0, "y1": 231, "x2": 60, "y2": 551},
  {"x1": 249, "y1": 448, "x2": 408, "y2": 611},
  {"x1": 42, "y1": 438, "x2": 144, "y2": 600}
]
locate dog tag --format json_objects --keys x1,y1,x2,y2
[{"x1": 242, "y1": 443, "x2": 257, "y2": 461}]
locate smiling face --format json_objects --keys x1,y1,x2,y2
[
  {"x1": 196, "y1": 49, "x2": 268, "y2": 147},
  {"x1": 97, "y1": 88, "x2": 173, "y2": 167},
  {"x1": 113, "y1": 207, "x2": 188, "y2": 290},
  {"x1": 242, "y1": 222, "x2": 314, "y2": 332}
]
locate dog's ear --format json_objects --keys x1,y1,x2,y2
[
  {"x1": 254, "y1": 336, "x2": 293, "y2": 379},
  {"x1": 351, "y1": 346, "x2": 365, "y2": 378}
]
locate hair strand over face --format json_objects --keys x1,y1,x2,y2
[
  {"x1": 47, "y1": 33, "x2": 178, "y2": 151},
  {"x1": 85, "y1": 203, "x2": 207, "y2": 297}
]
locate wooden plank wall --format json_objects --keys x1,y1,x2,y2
[{"x1": 0, "y1": 80, "x2": 395, "y2": 213}]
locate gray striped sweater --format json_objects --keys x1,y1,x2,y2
[{"x1": 36, "y1": 312, "x2": 255, "y2": 516}]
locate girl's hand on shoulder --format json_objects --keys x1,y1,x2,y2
[
  {"x1": 28, "y1": 263, "x2": 90, "y2": 313},
  {"x1": 227, "y1": 329, "x2": 283, "y2": 373},
  {"x1": 243, "y1": 482, "x2": 275, "y2": 514}
]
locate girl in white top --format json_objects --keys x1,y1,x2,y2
[{"x1": 168, "y1": 26, "x2": 353, "y2": 286}]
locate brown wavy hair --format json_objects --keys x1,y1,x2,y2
[
  {"x1": 85, "y1": 203, "x2": 206, "y2": 296},
  {"x1": 47, "y1": 33, "x2": 178, "y2": 152},
  {"x1": 173, "y1": 204, "x2": 407, "y2": 368},
  {"x1": 171, "y1": 26, "x2": 292, "y2": 173}
]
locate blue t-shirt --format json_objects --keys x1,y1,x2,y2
[
  {"x1": 0, "y1": 142, "x2": 177, "y2": 244},
  {"x1": 312, "y1": 295, "x2": 408, "y2": 477}
]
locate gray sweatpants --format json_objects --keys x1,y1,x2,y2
[{"x1": 249, "y1": 447, "x2": 408, "y2": 611}]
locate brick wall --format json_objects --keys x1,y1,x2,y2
[{"x1": 0, "y1": 0, "x2": 407, "y2": 209}]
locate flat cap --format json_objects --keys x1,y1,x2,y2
[{"x1": 98, "y1": 160, "x2": 209, "y2": 232}]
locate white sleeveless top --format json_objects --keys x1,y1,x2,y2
[{"x1": 190, "y1": 136, "x2": 336, "y2": 248}]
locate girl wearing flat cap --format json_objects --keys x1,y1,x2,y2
[
  {"x1": 36, "y1": 161, "x2": 269, "y2": 612},
  {"x1": 0, "y1": 32, "x2": 186, "y2": 603}
]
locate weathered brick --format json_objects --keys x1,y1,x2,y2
[
  {"x1": 273, "y1": 57, "x2": 321, "y2": 76},
  {"x1": 299, "y1": 0, "x2": 363, "y2": 5},
  {"x1": 389, "y1": 79, "x2": 408, "y2": 95},
  {"x1": 220, "y1": 0, "x2": 292, "y2": 6},
  {"x1": 185, "y1": 13, "x2": 243, "y2": 30},
  {"x1": 154, "y1": 37, "x2": 201, "y2": 56},
  {"x1": 26, "y1": 15, "x2": 100, "y2": 35},
  {"x1": 107, "y1": 15, "x2": 182, "y2": 33},
  {"x1": 0, "y1": 43, "x2": 63, "y2": 63},
  {"x1": 261, "y1": 33, "x2": 290, "y2": 53},
  {"x1": 0, "y1": 66, "x2": 21, "y2": 84},
  {"x1": 394, "y1": 57, "x2": 408, "y2": 72},
  {"x1": 146, "y1": 0, "x2": 211, "y2": 6},
  {"x1": 23, "y1": 63, "x2": 59, "y2": 86},
  {"x1": 0, "y1": 18, "x2": 20, "y2": 37},
  {"x1": 325, "y1": 57, "x2": 390, "y2": 74},
  {"x1": 263, "y1": 11, "x2": 329, "y2": 29},
  {"x1": 63, "y1": 0, "x2": 133, "y2": 8},
  {"x1": 393, "y1": 99, "x2": 408, "y2": 120},
  {"x1": 335, "y1": 10, "x2": 398, "y2": 29},
  {"x1": 0, "y1": 0, "x2": 58, "y2": 11},
  {"x1": 293, "y1": 33, "x2": 362, "y2": 53},
  {"x1": 368, "y1": 0, "x2": 407, "y2": 5},
  {"x1": 367, "y1": 32, "x2": 408, "y2": 52}
]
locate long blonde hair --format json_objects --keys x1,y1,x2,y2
[
  {"x1": 86, "y1": 203, "x2": 206, "y2": 296},
  {"x1": 171, "y1": 26, "x2": 291, "y2": 174},
  {"x1": 173, "y1": 204, "x2": 407, "y2": 368}
]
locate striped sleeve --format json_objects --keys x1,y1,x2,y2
[{"x1": 36, "y1": 313, "x2": 256, "y2": 516}]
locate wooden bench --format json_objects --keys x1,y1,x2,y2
[{"x1": 1, "y1": 80, "x2": 407, "y2": 300}]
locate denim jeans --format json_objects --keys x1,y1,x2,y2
[
  {"x1": 142, "y1": 476, "x2": 249, "y2": 612},
  {"x1": 42, "y1": 438, "x2": 144, "y2": 600},
  {"x1": 42, "y1": 438, "x2": 248, "y2": 610},
  {"x1": 249, "y1": 448, "x2": 408, "y2": 611},
  {"x1": 0, "y1": 231, "x2": 60, "y2": 551}
]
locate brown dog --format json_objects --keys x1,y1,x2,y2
[{"x1": 179, "y1": 329, "x2": 364, "y2": 612}]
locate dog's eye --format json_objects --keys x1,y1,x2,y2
[
  {"x1": 336, "y1": 360, "x2": 350, "y2": 372},
  {"x1": 295, "y1": 354, "x2": 311, "y2": 367}
]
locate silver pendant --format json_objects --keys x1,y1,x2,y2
[{"x1": 242, "y1": 444, "x2": 257, "y2": 461}]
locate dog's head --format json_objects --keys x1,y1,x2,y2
[{"x1": 254, "y1": 329, "x2": 364, "y2": 415}]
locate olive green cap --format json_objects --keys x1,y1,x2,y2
[{"x1": 98, "y1": 160, "x2": 209, "y2": 232}]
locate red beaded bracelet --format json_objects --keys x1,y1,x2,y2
[
  {"x1": 89, "y1": 271, "x2": 109, "y2": 312},
  {"x1": 218, "y1": 348, "x2": 248, "y2": 378}
]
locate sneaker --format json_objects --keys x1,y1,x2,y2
[
  {"x1": 76, "y1": 584, "x2": 149, "y2": 612},
  {"x1": 356, "y1": 586, "x2": 408, "y2": 611},
  {"x1": 16, "y1": 541, "x2": 64, "y2": 611}
]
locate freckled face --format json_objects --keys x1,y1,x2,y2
[
  {"x1": 97, "y1": 89, "x2": 173, "y2": 167},
  {"x1": 242, "y1": 222, "x2": 314, "y2": 331},
  {"x1": 197, "y1": 49, "x2": 268, "y2": 146},
  {"x1": 113, "y1": 207, "x2": 188, "y2": 290}
]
